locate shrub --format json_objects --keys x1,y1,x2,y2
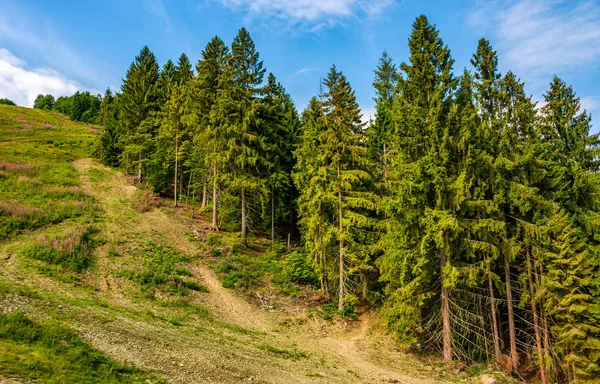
[
  {"x1": 132, "y1": 190, "x2": 163, "y2": 212},
  {"x1": 282, "y1": 250, "x2": 318, "y2": 286},
  {"x1": 205, "y1": 233, "x2": 221, "y2": 247}
]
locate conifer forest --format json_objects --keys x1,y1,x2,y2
[{"x1": 9, "y1": 14, "x2": 600, "y2": 384}]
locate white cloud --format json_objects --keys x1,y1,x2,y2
[
  {"x1": 0, "y1": 48, "x2": 84, "y2": 107},
  {"x1": 0, "y1": 1, "x2": 108, "y2": 89},
  {"x1": 468, "y1": 0, "x2": 600, "y2": 79},
  {"x1": 214, "y1": 0, "x2": 395, "y2": 31},
  {"x1": 467, "y1": 0, "x2": 600, "y2": 116}
]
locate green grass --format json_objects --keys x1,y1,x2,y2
[
  {"x1": 0, "y1": 311, "x2": 161, "y2": 383},
  {"x1": 22, "y1": 225, "x2": 96, "y2": 272},
  {"x1": 0, "y1": 105, "x2": 99, "y2": 242},
  {"x1": 118, "y1": 244, "x2": 208, "y2": 298}
]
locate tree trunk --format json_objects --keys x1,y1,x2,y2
[
  {"x1": 212, "y1": 167, "x2": 218, "y2": 231},
  {"x1": 440, "y1": 248, "x2": 452, "y2": 362},
  {"x1": 241, "y1": 185, "x2": 247, "y2": 245},
  {"x1": 362, "y1": 272, "x2": 368, "y2": 300},
  {"x1": 201, "y1": 185, "x2": 207, "y2": 208},
  {"x1": 137, "y1": 152, "x2": 142, "y2": 183},
  {"x1": 173, "y1": 124, "x2": 178, "y2": 209},
  {"x1": 504, "y1": 253, "x2": 519, "y2": 372},
  {"x1": 271, "y1": 188, "x2": 275, "y2": 242},
  {"x1": 527, "y1": 248, "x2": 547, "y2": 384},
  {"x1": 488, "y1": 268, "x2": 501, "y2": 361},
  {"x1": 536, "y1": 261, "x2": 550, "y2": 374},
  {"x1": 337, "y1": 162, "x2": 344, "y2": 312}
]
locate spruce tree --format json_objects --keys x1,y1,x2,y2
[
  {"x1": 294, "y1": 97, "x2": 333, "y2": 296},
  {"x1": 99, "y1": 88, "x2": 122, "y2": 167},
  {"x1": 543, "y1": 209, "x2": 600, "y2": 381},
  {"x1": 187, "y1": 36, "x2": 230, "y2": 229},
  {"x1": 379, "y1": 15, "x2": 456, "y2": 361},
  {"x1": 261, "y1": 73, "x2": 299, "y2": 241},
  {"x1": 218, "y1": 27, "x2": 266, "y2": 244},
  {"x1": 119, "y1": 46, "x2": 160, "y2": 183}
]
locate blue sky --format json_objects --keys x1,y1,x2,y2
[{"x1": 1, "y1": 0, "x2": 599, "y2": 126}]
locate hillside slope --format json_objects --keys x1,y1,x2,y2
[{"x1": 0, "y1": 106, "x2": 476, "y2": 383}]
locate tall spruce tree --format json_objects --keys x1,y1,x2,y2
[
  {"x1": 119, "y1": 46, "x2": 160, "y2": 183},
  {"x1": 217, "y1": 27, "x2": 266, "y2": 244},
  {"x1": 324, "y1": 66, "x2": 373, "y2": 311},
  {"x1": 261, "y1": 73, "x2": 299, "y2": 241},
  {"x1": 294, "y1": 97, "x2": 333, "y2": 295},
  {"x1": 379, "y1": 15, "x2": 457, "y2": 361},
  {"x1": 187, "y1": 36, "x2": 230, "y2": 229}
]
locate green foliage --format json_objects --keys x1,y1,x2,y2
[
  {"x1": 33, "y1": 94, "x2": 55, "y2": 110},
  {"x1": 119, "y1": 46, "x2": 160, "y2": 182},
  {"x1": 282, "y1": 250, "x2": 318, "y2": 286},
  {"x1": 0, "y1": 98, "x2": 16, "y2": 106},
  {"x1": 0, "y1": 312, "x2": 157, "y2": 383}
]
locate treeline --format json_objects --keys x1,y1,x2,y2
[
  {"x1": 0, "y1": 98, "x2": 16, "y2": 106},
  {"x1": 33, "y1": 91, "x2": 101, "y2": 124},
  {"x1": 96, "y1": 17, "x2": 600, "y2": 382}
]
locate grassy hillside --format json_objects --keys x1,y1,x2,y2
[
  {"x1": 0, "y1": 105, "x2": 160, "y2": 382},
  {"x1": 0, "y1": 105, "x2": 486, "y2": 384}
]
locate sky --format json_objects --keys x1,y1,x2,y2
[{"x1": 0, "y1": 0, "x2": 599, "y2": 126}]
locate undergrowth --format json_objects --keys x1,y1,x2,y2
[
  {"x1": 118, "y1": 244, "x2": 208, "y2": 298},
  {"x1": 23, "y1": 225, "x2": 96, "y2": 272},
  {"x1": 213, "y1": 239, "x2": 318, "y2": 298}
]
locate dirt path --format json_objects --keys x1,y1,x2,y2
[{"x1": 70, "y1": 158, "x2": 464, "y2": 384}]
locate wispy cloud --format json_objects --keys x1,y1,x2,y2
[
  {"x1": 467, "y1": 0, "x2": 600, "y2": 114},
  {"x1": 468, "y1": 0, "x2": 600, "y2": 80},
  {"x1": 144, "y1": 0, "x2": 172, "y2": 33},
  {"x1": 214, "y1": 0, "x2": 396, "y2": 31},
  {"x1": 0, "y1": 1, "x2": 108, "y2": 90},
  {"x1": 0, "y1": 49, "x2": 84, "y2": 107},
  {"x1": 291, "y1": 67, "x2": 319, "y2": 79}
]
